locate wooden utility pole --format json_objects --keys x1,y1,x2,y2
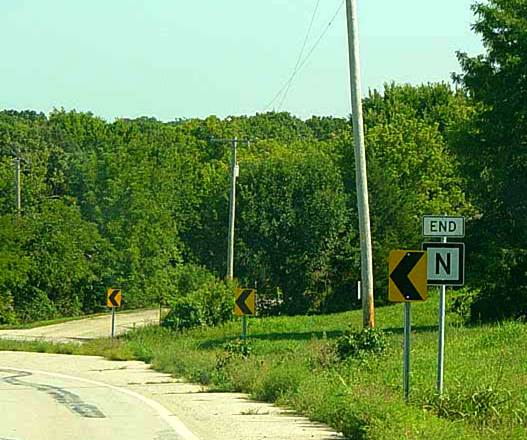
[
  {"x1": 14, "y1": 154, "x2": 22, "y2": 216},
  {"x1": 227, "y1": 137, "x2": 238, "y2": 280},
  {"x1": 211, "y1": 137, "x2": 249, "y2": 280},
  {"x1": 345, "y1": 0, "x2": 375, "y2": 327}
]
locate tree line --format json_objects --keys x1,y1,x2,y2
[{"x1": 0, "y1": 0, "x2": 524, "y2": 325}]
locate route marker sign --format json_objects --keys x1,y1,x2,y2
[
  {"x1": 388, "y1": 250, "x2": 428, "y2": 302},
  {"x1": 234, "y1": 288, "x2": 256, "y2": 316},
  {"x1": 107, "y1": 288, "x2": 122, "y2": 308},
  {"x1": 423, "y1": 216, "x2": 464, "y2": 237},
  {"x1": 422, "y1": 242, "x2": 465, "y2": 286}
]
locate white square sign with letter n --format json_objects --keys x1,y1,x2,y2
[{"x1": 422, "y1": 242, "x2": 465, "y2": 286}]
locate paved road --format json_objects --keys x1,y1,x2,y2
[
  {"x1": 0, "y1": 366, "x2": 183, "y2": 440},
  {"x1": 0, "y1": 309, "x2": 161, "y2": 343},
  {"x1": 0, "y1": 352, "x2": 341, "y2": 440}
]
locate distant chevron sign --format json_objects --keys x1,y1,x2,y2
[
  {"x1": 234, "y1": 288, "x2": 255, "y2": 316},
  {"x1": 106, "y1": 288, "x2": 122, "y2": 308}
]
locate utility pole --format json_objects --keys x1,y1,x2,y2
[
  {"x1": 227, "y1": 137, "x2": 238, "y2": 280},
  {"x1": 14, "y1": 155, "x2": 22, "y2": 216},
  {"x1": 211, "y1": 137, "x2": 248, "y2": 280},
  {"x1": 345, "y1": 0, "x2": 375, "y2": 327}
]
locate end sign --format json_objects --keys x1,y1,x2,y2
[{"x1": 423, "y1": 216, "x2": 464, "y2": 237}]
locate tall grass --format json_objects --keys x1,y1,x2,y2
[
  {"x1": 2, "y1": 292, "x2": 526, "y2": 438},
  {"x1": 117, "y1": 292, "x2": 527, "y2": 439}
]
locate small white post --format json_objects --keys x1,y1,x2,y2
[{"x1": 357, "y1": 280, "x2": 361, "y2": 300}]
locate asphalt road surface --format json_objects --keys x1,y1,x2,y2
[
  {"x1": 0, "y1": 352, "x2": 341, "y2": 440},
  {"x1": 0, "y1": 366, "x2": 184, "y2": 440},
  {"x1": 0, "y1": 309, "x2": 161, "y2": 343}
]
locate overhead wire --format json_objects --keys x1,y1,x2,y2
[
  {"x1": 263, "y1": 0, "x2": 345, "y2": 112},
  {"x1": 277, "y1": 0, "x2": 321, "y2": 111}
]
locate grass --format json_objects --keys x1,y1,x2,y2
[
  {"x1": 0, "y1": 337, "x2": 135, "y2": 360},
  {"x1": 1, "y1": 294, "x2": 526, "y2": 439}
]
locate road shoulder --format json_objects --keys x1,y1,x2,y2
[{"x1": 0, "y1": 351, "x2": 341, "y2": 440}]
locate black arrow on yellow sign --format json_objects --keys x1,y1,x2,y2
[
  {"x1": 388, "y1": 250, "x2": 427, "y2": 302},
  {"x1": 234, "y1": 288, "x2": 255, "y2": 316},
  {"x1": 107, "y1": 288, "x2": 122, "y2": 308}
]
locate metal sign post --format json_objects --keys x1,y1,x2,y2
[
  {"x1": 106, "y1": 288, "x2": 122, "y2": 339},
  {"x1": 242, "y1": 316, "x2": 248, "y2": 339},
  {"x1": 422, "y1": 215, "x2": 465, "y2": 395},
  {"x1": 437, "y1": 236, "x2": 447, "y2": 394},
  {"x1": 388, "y1": 250, "x2": 427, "y2": 400},
  {"x1": 403, "y1": 302, "x2": 411, "y2": 401},
  {"x1": 111, "y1": 307, "x2": 116, "y2": 339}
]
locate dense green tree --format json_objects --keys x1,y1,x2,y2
[
  {"x1": 0, "y1": 215, "x2": 27, "y2": 324},
  {"x1": 236, "y1": 144, "x2": 356, "y2": 314},
  {"x1": 454, "y1": 0, "x2": 527, "y2": 320},
  {"x1": 366, "y1": 113, "x2": 472, "y2": 297},
  {"x1": 0, "y1": 91, "x2": 478, "y2": 322},
  {"x1": 16, "y1": 200, "x2": 109, "y2": 320}
]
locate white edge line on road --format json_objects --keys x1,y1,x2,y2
[{"x1": 0, "y1": 366, "x2": 200, "y2": 440}]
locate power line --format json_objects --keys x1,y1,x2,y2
[
  {"x1": 263, "y1": 0, "x2": 345, "y2": 112},
  {"x1": 277, "y1": 0, "x2": 321, "y2": 110}
]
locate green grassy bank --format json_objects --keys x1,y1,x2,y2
[{"x1": 1, "y1": 293, "x2": 526, "y2": 439}]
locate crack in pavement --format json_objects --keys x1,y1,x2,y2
[{"x1": 0, "y1": 369, "x2": 105, "y2": 419}]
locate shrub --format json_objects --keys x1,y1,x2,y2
[
  {"x1": 469, "y1": 248, "x2": 527, "y2": 322},
  {"x1": 162, "y1": 296, "x2": 205, "y2": 331},
  {"x1": 213, "y1": 339, "x2": 254, "y2": 389},
  {"x1": 307, "y1": 339, "x2": 339, "y2": 369},
  {"x1": 223, "y1": 338, "x2": 253, "y2": 358},
  {"x1": 162, "y1": 265, "x2": 235, "y2": 331},
  {"x1": 449, "y1": 288, "x2": 479, "y2": 323},
  {"x1": 15, "y1": 287, "x2": 57, "y2": 322},
  {"x1": 336, "y1": 327, "x2": 387, "y2": 360},
  {"x1": 165, "y1": 264, "x2": 216, "y2": 303},
  {"x1": 253, "y1": 361, "x2": 306, "y2": 402},
  {"x1": 0, "y1": 291, "x2": 17, "y2": 325}
]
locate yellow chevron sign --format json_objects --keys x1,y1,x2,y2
[
  {"x1": 107, "y1": 288, "x2": 122, "y2": 308},
  {"x1": 234, "y1": 288, "x2": 255, "y2": 316},
  {"x1": 388, "y1": 250, "x2": 428, "y2": 302}
]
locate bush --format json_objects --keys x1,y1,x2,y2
[
  {"x1": 162, "y1": 296, "x2": 205, "y2": 331},
  {"x1": 449, "y1": 288, "x2": 479, "y2": 323},
  {"x1": 253, "y1": 361, "x2": 306, "y2": 403},
  {"x1": 307, "y1": 339, "x2": 339, "y2": 369},
  {"x1": 0, "y1": 291, "x2": 17, "y2": 325},
  {"x1": 15, "y1": 287, "x2": 57, "y2": 322},
  {"x1": 469, "y1": 248, "x2": 527, "y2": 322},
  {"x1": 212, "y1": 339, "x2": 254, "y2": 389},
  {"x1": 336, "y1": 327, "x2": 387, "y2": 360},
  {"x1": 165, "y1": 264, "x2": 217, "y2": 303},
  {"x1": 162, "y1": 265, "x2": 235, "y2": 331}
]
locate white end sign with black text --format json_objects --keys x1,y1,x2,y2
[
  {"x1": 422, "y1": 242, "x2": 465, "y2": 286},
  {"x1": 423, "y1": 216, "x2": 464, "y2": 237}
]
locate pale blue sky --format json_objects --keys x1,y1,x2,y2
[{"x1": 0, "y1": 1, "x2": 483, "y2": 121}]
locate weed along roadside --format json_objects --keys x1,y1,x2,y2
[{"x1": 3, "y1": 296, "x2": 526, "y2": 439}]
